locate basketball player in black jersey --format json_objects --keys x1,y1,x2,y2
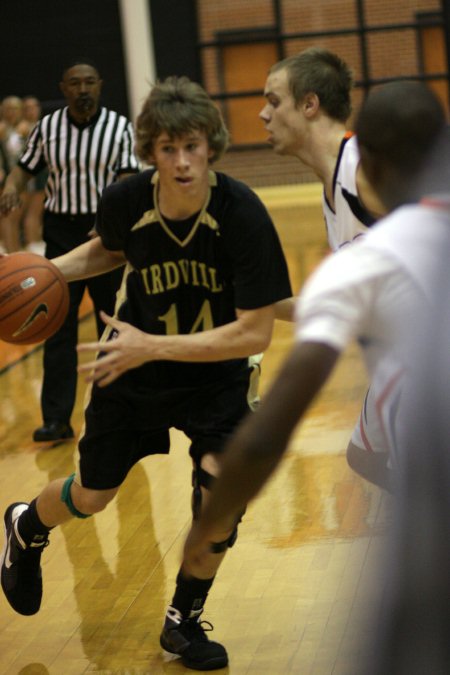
[{"x1": 0, "y1": 76, "x2": 292, "y2": 671}]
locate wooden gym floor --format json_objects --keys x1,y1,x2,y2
[{"x1": 0, "y1": 185, "x2": 390, "y2": 675}]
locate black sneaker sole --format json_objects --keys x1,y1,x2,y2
[
  {"x1": 160, "y1": 633, "x2": 228, "y2": 671},
  {"x1": 33, "y1": 437, "x2": 74, "y2": 449},
  {"x1": 181, "y1": 655, "x2": 229, "y2": 671},
  {"x1": 33, "y1": 430, "x2": 74, "y2": 443}
]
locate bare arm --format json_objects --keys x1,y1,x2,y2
[
  {"x1": 0, "y1": 165, "x2": 32, "y2": 214},
  {"x1": 51, "y1": 237, "x2": 126, "y2": 282},
  {"x1": 77, "y1": 303, "x2": 276, "y2": 386},
  {"x1": 183, "y1": 341, "x2": 340, "y2": 567},
  {"x1": 274, "y1": 297, "x2": 296, "y2": 321}
]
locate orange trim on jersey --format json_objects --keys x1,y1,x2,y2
[
  {"x1": 375, "y1": 368, "x2": 404, "y2": 450},
  {"x1": 420, "y1": 196, "x2": 450, "y2": 210},
  {"x1": 359, "y1": 413, "x2": 374, "y2": 453},
  {"x1": 359, "y1": 369, "x2": 403, "y2": 454},
  {"x1": 359, "y1": 388, "x2": 374, "y2": 453}
]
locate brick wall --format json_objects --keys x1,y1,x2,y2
[
  {"x1": 197, "y1": 0, "x2": 445, "y2": 187},
  {"x1": 198, "y1": 0, "x2": 441, "y2": 91},
  {"x1": 215, "y1": 147, "x2": 317, "y2": 188}
]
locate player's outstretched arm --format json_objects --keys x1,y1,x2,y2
[
  {"x1": 274, "y1": 297, "x2": 296, "y2": 321},
  {"x1": 183, "y1": 341, "x2": 339, "y2": 571},
  {"x1": 77, "y1": 304, "x2": 277, "y2": 386},
  {"x1": 51, "y1": 238, "x2": 126, "y2": 282}
]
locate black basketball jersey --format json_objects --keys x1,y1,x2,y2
[{"x1": 96, "y1": 168, "x2": 291, "y2": 387}]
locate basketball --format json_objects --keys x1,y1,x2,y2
[{"x1": 0, "y1": 252, "x2": 69, "y2": 345}]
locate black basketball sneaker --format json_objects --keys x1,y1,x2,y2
[
  {"x1": 160, "y1": 606, "x2": 228, "y2": 670},
  {"x1": 0, "y1": 502, "x2": 48, "y2": 615}
]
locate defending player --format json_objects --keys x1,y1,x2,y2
[
  {"x1": 263, "y1": 48, "x2": 393, "y2": 489},
  {"x1": 183, "y1": 80, "x2": 447, "y2": 572},
  {"x1": 0, "y1": 76, "x2": 292, "y2": 671}
]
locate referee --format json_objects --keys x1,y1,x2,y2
[{"x1": 0, "y1": 59, "x2": 140, "y2": 442}]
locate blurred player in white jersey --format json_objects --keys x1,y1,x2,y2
[{"x1": 368, "y1": 142, "x2": 450, "y2": 675}]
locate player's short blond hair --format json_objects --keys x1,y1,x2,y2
[{"x1": 270, "y1": 47, "x2": 353, "y2": 123}]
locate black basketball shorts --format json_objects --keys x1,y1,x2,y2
[{"x1": 76, "y1": 362, "x2": 256, "y2": 490}]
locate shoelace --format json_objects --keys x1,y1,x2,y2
[{"x1": 184, "y1": 618, "x2": 214, "y2": 642}]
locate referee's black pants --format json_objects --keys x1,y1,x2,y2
[{"x1": 40, "y1": 212, "x2": 123, "y2": 427}]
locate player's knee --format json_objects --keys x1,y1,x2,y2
[
  {"x1": 346, "y1": 441, "x2": 364, "y2": 472},
  {"x1": 346, "y1": 441, "x2": 380, "y2": 475},
  {"x1": 200, "y1": 452, "x2": 221, "y2": 479},
  {"x1": 77, "y1": 487, "x2": 117, "y2": 515},
  {"x1": 191, "y1": 460, "x2": 245, "y2": 553},
  {"x1": 346, "y1": 443, "x2": 392, "y2": 491},
  {"x1": 209, "y1": 522, "x2": 242, "y2": 554},
  {"x1": 61, "y1": 474, "x2": 117, "y2": 517}
]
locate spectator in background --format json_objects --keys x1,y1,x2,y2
[
  {"x1": 0, "y1": 101, "x2": 10, "y2": 191},
  {"x1": 0, "y1": 95, "x2": 27, "y2": 251},
  {"x1": 17, "y1": 96, "x2": 47, "y2": 255}
]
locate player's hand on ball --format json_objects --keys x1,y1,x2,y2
[{"x1": 77, "y1": 311, "x2": 152, "y2": 386}]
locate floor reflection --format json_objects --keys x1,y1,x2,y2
[{"x1": 34, "y1": 451, "x2": 168, "y2": 672}]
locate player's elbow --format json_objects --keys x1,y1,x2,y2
[
  {"x1": 247, "y1": 329, "x2": 272, "y2": 355},
  {"x1": 274, "y1": 297, "x2": 295, "y2": 322},
  {"x1": 236, "y1": 324, "x2": 272, "y2": 356},
  {"x1": 251, "y1": 318, "x2": 276, "y2": 353},
  {"x1": 237, "y1": 305, "x2": 276, "y2": 354}
]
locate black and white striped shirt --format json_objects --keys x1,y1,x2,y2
[{"x1": 19, "y1": 106, "x2": 140, "y2": 215}]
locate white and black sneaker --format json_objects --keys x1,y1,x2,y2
[
  {"x1": 160, "y1": 606, "x2": 228, "y2": 671},
  {"x1": 0, "y1": 503, "x2": 48, "y2": 615}
]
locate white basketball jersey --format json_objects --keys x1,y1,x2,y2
[{"x1": 322, "y1": 134, "x2": 376, "y2": 251}]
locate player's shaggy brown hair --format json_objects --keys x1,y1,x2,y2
[{"x1": 135, "y1": 76, "x2": 229, "y2": 163}]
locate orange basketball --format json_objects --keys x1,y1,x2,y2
[{"x1": 0, "y1": 252, "x2": 69, "y2": 345}]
